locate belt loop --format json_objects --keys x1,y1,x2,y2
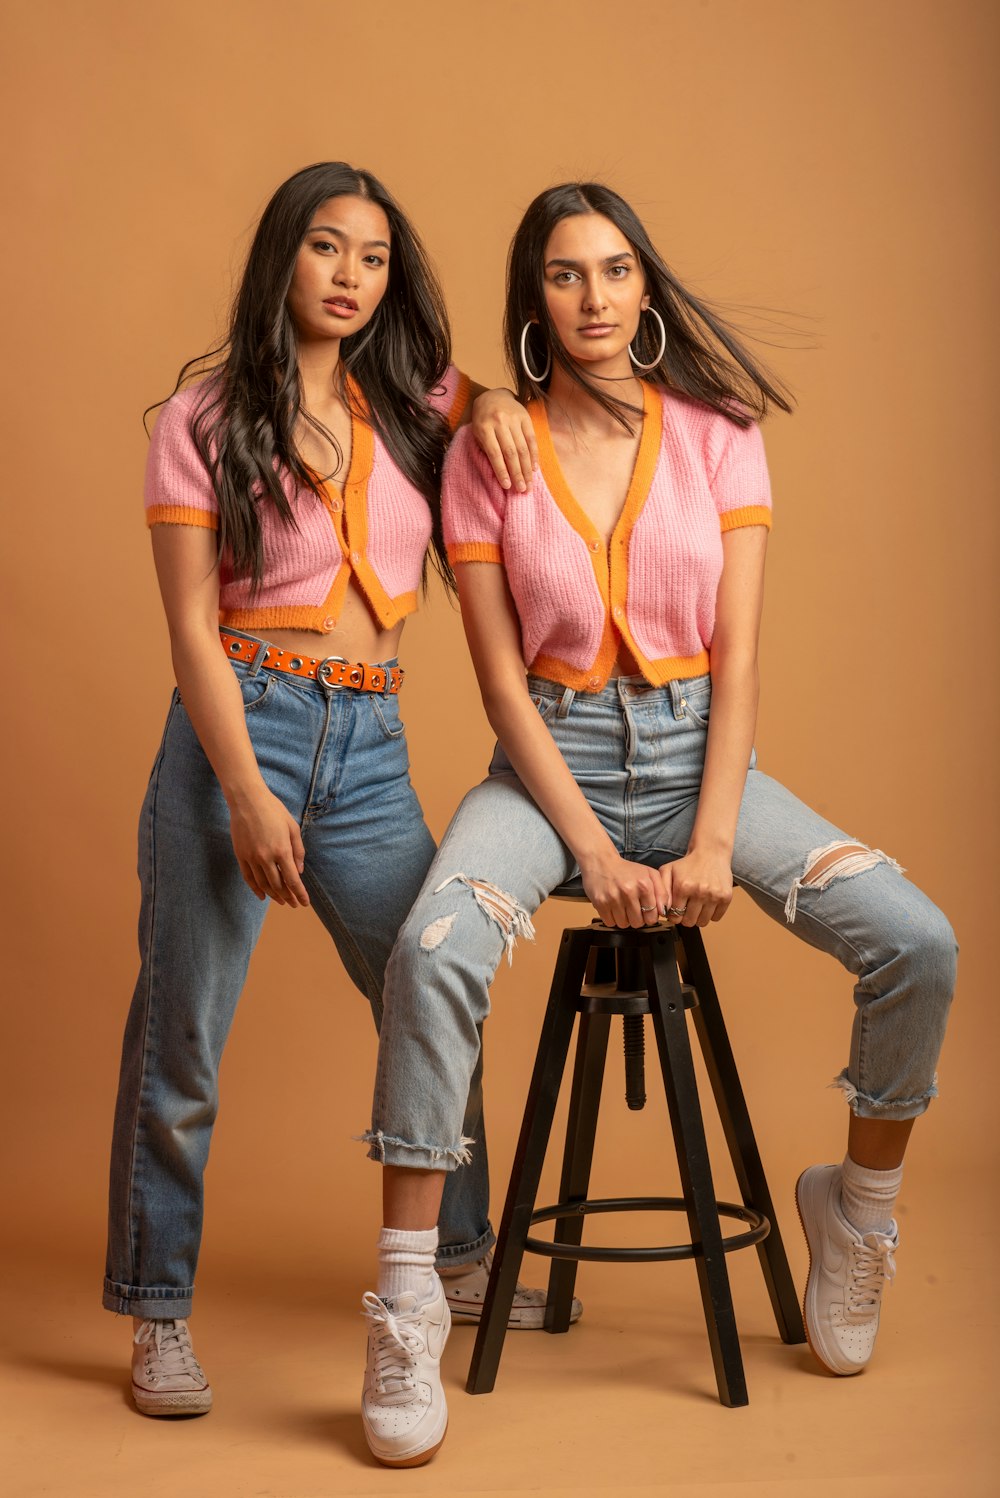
[
  {"x1": 557, "y1": 686, "x2": 575, "y2": 719},
  {"x1": 247, "y1": 638, "x2": 269, "y2": 678},
  {"x1": 668, "y1": 678, "x2": 684, "y2": 720}
]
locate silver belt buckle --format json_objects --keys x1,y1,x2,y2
[{"x1": 317, "y1": 654, "x2": 350, "y2": 690}]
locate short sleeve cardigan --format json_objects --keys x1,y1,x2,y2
[
  {"x1": 442, "y1": 381, "x2": 772, "y2": 691},
  {"x1": 144, "y1": 365, "x2": 471, "y2": 634}
]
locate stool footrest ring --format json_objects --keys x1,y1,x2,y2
[{"x1": 525, "y1": 1195, "x2": 769, "y2": 1263}]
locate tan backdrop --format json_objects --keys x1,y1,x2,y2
[{"x1": 2, "y1": 2, "x2": 997, "y2": 1494}]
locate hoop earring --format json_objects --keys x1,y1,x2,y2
[
  {"x1": 519, "y1": 320, "x2": 551, "y2": 383},
  {"x1": 628, "y1": 307, "x2": 666, "y2": 372}
]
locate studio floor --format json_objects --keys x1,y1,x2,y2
[{"x1": 3, "y1": 1160, "x2": 994, "y2": 1498}]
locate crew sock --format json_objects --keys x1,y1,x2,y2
[
  {"x1": 840, "y1": 1154, "x2": 902, "y2": 1236},
  {"x1": 376, "y1": 1225, "x2": 439, "y2": 1305}
]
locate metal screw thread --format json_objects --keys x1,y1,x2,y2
[{"x1": 623, "y1": 1014, "x2": 646, "y2": 1111}]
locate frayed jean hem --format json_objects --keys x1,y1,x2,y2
[
  {"x1": 830, "y1": 1069, "x2": 937, "y2": 1122},
  {"x1": 359, "y1": 1127, "x2": 476, "y2": 1171}
]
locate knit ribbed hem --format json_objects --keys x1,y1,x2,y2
[
  {"x1": 146, "y1": 505, "x2": 218, "y2": 530},
  {"x1": 448, "y1": 541, "x2": 503, "y2": 565},
  {"x1": 528, "y1": 647, "x2": 711, "y2": 694},
  {"x1": 220, "y1": 591, "x2": 419, "y2": 635},
  {"x1": 720, "y1": 504, "x2": 772, "y2": 532}
]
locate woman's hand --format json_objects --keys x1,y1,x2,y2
[
  {"x1": 581, "y1": 852, "x2": 669, "y2": 930},
  {"x1": 227, "y1": 786, "x2": 310, "y2": 908},
  {"x1": 659, "y1": 847, "x2": 733, "y2": 928},
  {"x1": 469, "y1": 387, "x2": 538, "y2": 492}
]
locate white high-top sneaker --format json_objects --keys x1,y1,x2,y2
[
  {"x1": 131, "y1": 1317, "x2": 213, "y2": 1415},
  {"x1": 439, "y1": 1249, "x2": 583, "y2": 1329},
  {"x1": 361, "y1": 1281, "x2": 450, "y2": 1467}
]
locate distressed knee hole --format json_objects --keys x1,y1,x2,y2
[
  {"x1": 432, "y1": 873, "x2": 536, "y2": 964},
  {"x1": 784, "y1": 839, "x2": 903, "y2": 923},
  {"x1": 419, "y1": 913, "x2": 457, "y2": 951}
]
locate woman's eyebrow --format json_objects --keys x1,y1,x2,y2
[
  {"x1": 307, "y1": 225, "x2": 391, "y2": 250},
  {"x1": 544, "y1": 251, "x2": 637, "y2": 270}
]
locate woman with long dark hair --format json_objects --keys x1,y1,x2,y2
[
  {"x1": 104, "y1": 161, "x2": 550, "y2": 1417},
  {"x1": 358, "y1": 182, "x2": 956, "y2": 1466}
]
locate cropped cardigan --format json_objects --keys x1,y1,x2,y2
[
  {"x1": 442, "y1": 381, "x2": 772, "y2": 690},
  {"x1": 144, "y1": 364, "x2": 471, "y2": 633}
]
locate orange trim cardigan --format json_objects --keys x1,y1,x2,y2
[
  {"x1": 144, "y1": 366, "x2": 471, "y2": 634},
  {"x1": 443, "y1": 382, "x2": 772, "y2": 690}
]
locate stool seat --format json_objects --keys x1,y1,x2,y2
[{"x1": 466, "y1": 917, "x2": 806, "y2": 1408}]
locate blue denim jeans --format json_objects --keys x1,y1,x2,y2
[
  {"x1": 104, "y1": 644, "x2": 493, "y2": 1319},
  {"x1": 365, "y1": 673, "x2": 957, "y2": 1170}
]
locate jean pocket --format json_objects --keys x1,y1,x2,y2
[
  {"x1": 680, "y1": 686, "x2": 711, "y2": 729},
  {"x1": 371, "y1": 694, "x2": 407, "y2": 740},
  {"x1": 240, "y1": 674, "x2": 277, "y2": 713},
  {"x1": 530, "y1": 693, "x2": 559, "y2": 723}
]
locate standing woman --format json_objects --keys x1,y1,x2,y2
[
  {"x1": 104, "y1": 161, "x2": 544, "y2": 1417},
  {"x1": 358, "y1": 182, "x2": 957, "y2": 1466}
]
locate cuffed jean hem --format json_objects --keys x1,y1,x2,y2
[
  {"x1": 102, "y1": 1280, "x2": 194, "y2": 1318},
  {"x1": 435, "y1": 1224, "x2": 496, "y2": 1267},
  {"x1": 830, "y1": 1069, "x2": 938, "y2": 1122},
  {"x1": 360, "y1": 1127, "x2": 476, "y2": 1170}
]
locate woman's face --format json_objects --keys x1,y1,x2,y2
[
  {"x1": 286, "y1": 195, "x2": 391, "y2": 345},
  {"x1": 540, "y1": 211, "x2": 649, "y2": 368}
]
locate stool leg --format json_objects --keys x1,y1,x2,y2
[
  {"x1": 466, "y1": 932, "x2": 590, "y2": 1395},
  {"x1": 677, "y1": 928, "x2": 806, "y2": 1346},
  {"x1": 545, "y1": 1010, "x2": 612, "y2": 1332},
  {"x1": 646, "y1": 937, "x2": 749, "y2": 1408}
]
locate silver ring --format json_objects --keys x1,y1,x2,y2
[
  {"x1": 640, "y1": 904, "x2": 657, "y2": 912},
  {"x1": 667, "y1": 905, "x2": 688, "y2": 917}
]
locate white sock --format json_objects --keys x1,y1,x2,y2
[
  {"x1": 840, "y1": 1154, "x2": 902, "y2": 1236},
  {"x1": 377, "y1": 1226, "x2": 439, "y2": 1305}
]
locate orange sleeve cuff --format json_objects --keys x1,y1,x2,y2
[
  {"x1": 447, "y1": 541, "x2": 503, "y2": 565},
  {"x1": 446, "y1": 370, "x2": 473, "y2": 432},
  {"x1": 720, "y1": 504, "x2": 772, "y2": 533},
  {"x1": 146, "y1": 505, "x2": 219, "y2": 531}
]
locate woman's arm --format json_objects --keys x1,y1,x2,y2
[
  {"x1": 150, "y1": 525, "x2": 310, "y2": 908},
  {"x1": 465, "y1": 382, "x2": 539, "y2": 494},
  {"x1": 661, "y1": 525, "x2": 768, "y2": 926},
  {"x1": 455, "y1": 562, "x2": 668, "y2": 928}
]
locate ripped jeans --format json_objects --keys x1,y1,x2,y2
[{"x1": 364, "y1": 673, "x2": 956, "y2": 1171}]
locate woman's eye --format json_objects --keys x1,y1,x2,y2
[
  {"x1": 607, "y1": 264, "x2": 629, "y2": 278},
  {"x1": 363, "y1": 254, "x2": 386, "y2": 268},
  {"x1": 553, "y1": 271, "x2": 578, "y2": 285},
  {"x1": 311, "y1": 240, "x2": 336, "y2": 253}
]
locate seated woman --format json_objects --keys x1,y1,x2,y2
[{"x1": 357, "y1": 182, "x2": 957, "y2": 1467}]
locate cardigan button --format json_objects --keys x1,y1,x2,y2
[
  {"x1": 350, "y1": 551, "x2": 360, "y2": 563},
  {"x1": 322, "y1": 616, "x2": 336, "y2": 630},
  {"x1": 589, "y1": 676, "x2": 600, "y2": 689},
  {"x1": 613, "y1": 606, "x2": 623, "y2": 619},
  {"x1": 588, "y1": 539, "x2": 599, "y2": 552}
]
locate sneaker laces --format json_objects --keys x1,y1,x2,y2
[
  {"x1": 361, "y1": 1293, "x2": 427, "y2": 1401},
  {"x1": 133, "y1": 1318, "x2": 204, "y2": 1379},
  {"x1": 844, "y1": 1231, "x2": 897, "y2": 1321}
]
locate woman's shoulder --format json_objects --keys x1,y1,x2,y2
[{"x1": 151, "y1": 374, "x2": 223, "y2": 434}]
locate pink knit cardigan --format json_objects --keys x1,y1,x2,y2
[
  {"x1": 144, "y1": 365, "x2": 470, "y2": 633},
  {"x1": 443, "y1": 381, "x2": 772, "y2": 690}
]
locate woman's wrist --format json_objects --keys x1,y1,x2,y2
[{"x1": 222, "y1": 774, "x2": 271, "y2": 813}]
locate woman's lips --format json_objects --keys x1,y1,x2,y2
[
  {"x1": 578, "y1": 324, "x2": 615, "y2": 336},
  {"x1": 324, "y1": 299, "x2": 358, "y2": 318}
]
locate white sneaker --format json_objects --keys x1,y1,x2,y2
[
  {"x1": 131, "y1": 1317, "x2": 213, "y2": 1415},
  {"x1": 440, "y1": 1250, "x2": 583, "y2": 1329},
  {"x1": 796, "y1": 1164, "x2": 898, "y2": 1376},
  {"x1": 361, "y1": 1281, "x2": 450, "y2": 1467}
]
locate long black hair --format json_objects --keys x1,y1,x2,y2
[
  {"x1": 505, "y1": 182, "x2": 792, "y2": 429},
  {"x1": 153, "y1": 162, "x2": 455, "y2": 589}
]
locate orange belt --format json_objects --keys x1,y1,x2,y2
[{"x1": 220, "y1": 630, "x2": 404, "y2": 694}]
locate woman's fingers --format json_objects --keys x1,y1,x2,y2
[
  {"x1": 520, "y1": 415, "x2": 540, "y2": 475},
  {"x1": 238, "y1": 859, "x2": 269, "y2": 902},
  {"x1": 479, "y1": 434, "x2": 514, "y2": 489}
]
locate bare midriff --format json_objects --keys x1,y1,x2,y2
[{"x1": 246, "y1": 579, "x2": 406, "y2": 667}]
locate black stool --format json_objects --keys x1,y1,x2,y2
[{"x1": 467, "y1": 916, "x2": 806, "y2": 1408}]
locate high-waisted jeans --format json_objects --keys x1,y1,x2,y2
[
  {"x1": 365, "y1": 673, "x2": 957, "y2": 1170},
  {"x1": 104, "y1": 649, "x2": 493, "y2": 1319}
]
